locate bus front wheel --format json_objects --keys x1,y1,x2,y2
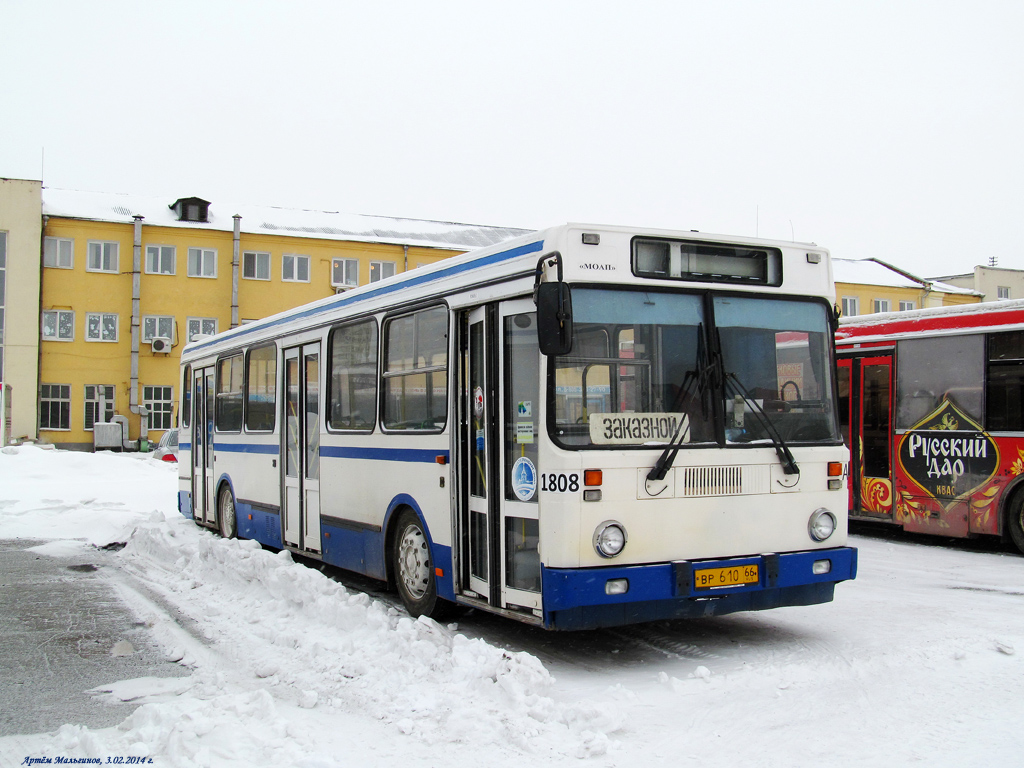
[
  {"x1": 392, "y1": 509, "x2": 454, "y2": 620},
  {"x1": 218, "y1": 485, "x2": 237, "y2": 540},
  {"x1": 1007, "y1": 490, "x2": 1024, "y2": 555}
]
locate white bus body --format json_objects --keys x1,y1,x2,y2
[{"x1": 178, "y1": 224, "x2": 856, "y2": 630}]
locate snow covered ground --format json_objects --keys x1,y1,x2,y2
[{"x1": 1, "y1": 445, "x2": 1023, "y2": 767}]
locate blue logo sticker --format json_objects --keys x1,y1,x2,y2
[{"x1": 511, "y1": 456, "x2": 537, "y2": 501}]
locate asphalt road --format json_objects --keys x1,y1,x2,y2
[{"x1": 0, "y1": 539, "x2": 189, "y2": 737}]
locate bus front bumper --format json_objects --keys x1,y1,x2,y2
[{"x1": 540, "y1": 546, "x2": 857, "y2": 631}]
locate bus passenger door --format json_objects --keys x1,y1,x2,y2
[
  {"x1": 462, "y1": 307, "x2": 494, "y2": 601},
  {"x1": 459, "y1": 301, "x2": 542, "y2": 616},
  {"x1": 855, "y1": 355, "x2": 894, "y2": 517},
  {"x1": 837, "y1": 358, "x2": 853, "y2": 512},
  {"x1": 282, "y1": 344, "x2": 322, "y2": 553},
  {"x1": 192, "y1": 366, "x2": 217, "y2": 526}
]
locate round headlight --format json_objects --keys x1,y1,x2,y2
[
  {"x1": 808, "y1": 508, "x2": 837, "y2": 542},
  {"x1": 594, "y1": 521, "x2": 627, "y2": 558}
]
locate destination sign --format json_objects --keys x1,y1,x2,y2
[{"x1": 589, "y1": 413, "x2": 689, "y2": 445}]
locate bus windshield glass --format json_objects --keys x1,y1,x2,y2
[{"x1": 550, "y1": 289, "x2": 840, "y2": 448}]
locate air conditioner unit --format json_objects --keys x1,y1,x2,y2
[{"x1": 151, "y1": 337, "x2": 171, "y2": 354}]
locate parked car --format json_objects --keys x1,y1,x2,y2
[{"x1": 153, "y1": 428, "x2": 178, "y2": 462}]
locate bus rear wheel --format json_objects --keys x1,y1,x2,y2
[
  {"x1": 1007, "y1": 491, "x2": 1024, "y2": 555},
  {"x1": 218, "y1": 485, "x2": 237, "y2": 539},
  {"x1": 392, "y1": 509, "x2": 455, "y2": 620}
]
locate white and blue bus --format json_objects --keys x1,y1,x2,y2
[{"x1": 178, "y1": 224, "x2": 856, "y2": 630}]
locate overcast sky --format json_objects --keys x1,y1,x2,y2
[{"x1": 1, "y1": 0, "x2": 1021, "y2": 277}]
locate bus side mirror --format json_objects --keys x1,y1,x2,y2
[{"x1": 536, "y1": 282, "x2": 573, "y2": 356}]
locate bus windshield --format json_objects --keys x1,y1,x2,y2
[{"x1": 550, "y1": 288, "x2": 840, "y2": 449}]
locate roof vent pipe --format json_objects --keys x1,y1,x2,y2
[{"x1": 232, "y1": 215, "x2": 241, "y2": 328}]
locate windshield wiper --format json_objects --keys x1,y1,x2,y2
[
  {"x1": 647, "y1": 326, "x2": 717, "y2": 482},
  {"x1": 723, "y1": 371, "x2": 800, "y2": 475}
]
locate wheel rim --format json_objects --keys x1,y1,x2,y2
[
  {"x1": 220, "y1": 491, "x2": 234, "y2": 536},
  {"x1": 398, "y1": 522, "x2": 430, "y2": 600}
]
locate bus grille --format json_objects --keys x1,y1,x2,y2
[{"x1": 678, "y1": 465, "x2": 746, "y2": 497}]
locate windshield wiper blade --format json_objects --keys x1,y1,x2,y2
[
  {"x1": 647, "y1": 327, "x2": 716, "y2": 482},
  {"x1": 724, "y1": 372, "x2": 800, "y2": 475}
]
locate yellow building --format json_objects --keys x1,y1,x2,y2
[
  {"x1": 34, "y1": 187, "x2": 526, "y2": 450},
  {"x1": 833, "y1": 257, "x2": 981, "y2": 317}
]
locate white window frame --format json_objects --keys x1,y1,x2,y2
[
  {"x1": 369, "y1": 260, "x2": 396, "y2": 283},
  {"x1": 331, "y1": 257, "x2": 359, "y2": 288},
  {"x1": 142, "y1": 315, "x2": 175, "y2": 343},
  {"x1": 42, "y1": 310, "x2": 75, "y2": 341},
  {"x1": 85, "y1": 312, "x2": 119, "y2": 342},
  {"x1": 187, "y1": 247, "x2": 217, "y2": 278},
  {"x1": 187, "y1": 316, "x2": 218, "y2": 342},
  {"x1": 84, "y1": 384, "x2": 115, "y2": 431},
  {"x1": 143, "y1": 385, "x2": 174, "y2": 431},
  {"x1": 841, "y1": 297, "x2": 859, "y2": 317},
  {"x1": 998, "y1": 286, "x2": 1011, "y2": 300},
  {"x1": 43, "y1": 237, "x2": 74, "y2": 269},
  {"x1": 899, "y1": 300, "x2": 916, "y2": 311},
  {"x1": 86, "y1": 241, "x2": 119, "y2": 273},
  {"x1": 282, "y1": 253, "x2": 310, "y2": 283},
  {"x1": 39, "y1": 383, "x2": 71, "y2": 431},
  {"x1": 873, "y1": 299, "x2": 891, "y2": 313},
  {"x1": 243, "y1": 251, "x2": 271, "y2": 281},
  {"x1": 145, "y1": 244, "x2": 176, "y2": 275}
]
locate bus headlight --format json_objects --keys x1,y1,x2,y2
[
  {"x1": 808, "y1": 508, "x2": 837, "y2": 542},
  {"x1": 593, "y1": 521, "x2": 627, "y2": 558}
]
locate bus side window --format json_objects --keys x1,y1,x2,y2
[{"x1": 328, "y1": 319, "x2": 378, "y2": 431}]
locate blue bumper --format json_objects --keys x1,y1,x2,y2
[{"x1": 541, "y1": 547, "x2": 857, "y2": 630}]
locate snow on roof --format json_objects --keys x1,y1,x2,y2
[
  {"x1": 41, "y1": 187, "x2": 532, "y2": 252},
  {"x1": 832, "y1": 257, "x2": 980, "y2": 295}
]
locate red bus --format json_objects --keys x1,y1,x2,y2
[{"x1": 836, "y1": 300, "x2": 1024, "y2": 554}]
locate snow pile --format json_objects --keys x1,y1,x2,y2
[
  {"x1": 0, "y1": 444, "x2": 175, "y2": 546},
  {"x1": 0, "y1": 446, "x2": 622, "y2": 765}
]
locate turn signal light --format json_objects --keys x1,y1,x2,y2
[
  {"x1": 827, "y1": 462, "x2": 843, "y2": 477},
  {"x1": 584, "y1": 469, "x2": 603, "y2": 487}
]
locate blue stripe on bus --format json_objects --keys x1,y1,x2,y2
[
  {"x1": 207, "y1": 442, "x2": 279, "y2": 455},
  {"x1": 188, "y1": 442, "x2": 446, "y2": 462},
  {"x1": 320, "y1": 446, "x2": 448, "y2": 463},
  {"x1": 185, "y1": 239, "x2": 545, "y2": 354}
]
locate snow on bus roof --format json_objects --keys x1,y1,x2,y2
[
  {"x1": 836, "y1": 298, "x2": 1024, "y2": 343},
  {"x1": 41, "y1": 187, "x2": 531, "y2": 251}
]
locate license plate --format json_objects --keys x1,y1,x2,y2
[{"x1": 693, "y1": 563, "x2": 759, "y2": 590}]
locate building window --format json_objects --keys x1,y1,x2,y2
[
  {"x1": 243, "y1": 251, "x2": 271, "y2": 281},
  {"x1": 998, "y1": 286, "x2": 1011, "y2": 300},
  {"x1": 145, "y1": 245, "x2": 176, "y2": 275},
  {"x1": 143, "y1": 385, "x2": 174, "y2": 431},
  {"x1": 43, "y1": 237, "x2": 74, "y2": 269},
  {"x1": 42, "y1": 310, "x2": 75, "y2": 341},
  {"x1": 87, "y1": 241, "x2": 119, "y2": 273},
  {"x1": 85, "y1": 312, "x2": 119, "y2": 342},
  {"x1": 84, "y1": 385, "x2": 115, "y2": 430},
  {"x1": 370, "y1": 260, "x2": 396, "y2": 283},
  {"x1": 873, "y1": 299, "x2": 891, "y2": 313},
  {"x1": 841, "y1": 297, "x2": 859, "y2": 317},
  {"x1": 187, "y1": 247, "x2": 217, "y2": 278},
  {"x1": 170, "y1": 197, "x2": 210, "y2": 223},
  {"x1": 899, "y1": 300, "x2": 916, "y2": 311},
  {"x1": 142, "y1": 315, "x2": 175, "y2": 342},
  {"x1": 332, "y1": 257, "x2": 358, "y2": 288},
  {"x1": 282, "y1": 254, "x2": 310, "y2": 282},
  {"x1": 187, "y1": 317, "x2": 218, "y2": 341},
  {"x1": 40, "y1": 384, "x2": 71, "y2": 430}
]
